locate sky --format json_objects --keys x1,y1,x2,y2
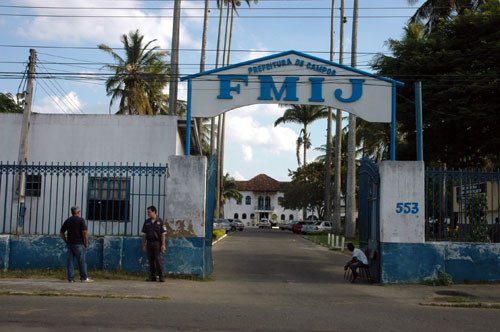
[{"x1": 0, "y1": 0, "x2": 425, "y2": 181}]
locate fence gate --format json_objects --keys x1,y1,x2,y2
[{"x1": 358, "y1": 158, "x2": 381, "y2": 282}]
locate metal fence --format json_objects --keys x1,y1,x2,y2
[
  {"x1": 425, "y1": 168, "x2": 500, "y2": 243},
  {"x1": 0, "y1": 162, "x2": 168, "y2": 236}
]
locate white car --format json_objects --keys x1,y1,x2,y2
[
  {"x1": 213, "y1": 218, "x2": 231, "y2": 231},
  {"x1": 301, "y1": 221, "x2": 332, "y2": 234}
]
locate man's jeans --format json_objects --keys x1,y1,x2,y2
[{"x1": 67, "y1": 244, "x2": 88, "y2": 281}]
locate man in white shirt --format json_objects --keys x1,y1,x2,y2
[{"x1": 344, "y1": 243, "x2": 369, "y2": 283}]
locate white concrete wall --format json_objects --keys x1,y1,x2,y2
[
  {"x1": 379, "y1": 161, "x2": 425, "y2": 243},
  {"x1": 165, "y1": 156, "x2": 207, "y2": 237},
  {"x1": 0, "y1": 113, "x2": 183, "y2": 163}
]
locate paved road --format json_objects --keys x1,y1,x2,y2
[{"x1": 1, "y1": 228, "x2": 500, "y2": 331}]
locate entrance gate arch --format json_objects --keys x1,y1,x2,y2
[{"x1": 180, "y1": 50, "x2": 403, "y2": 159}]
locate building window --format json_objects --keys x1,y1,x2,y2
[
  {"x1": 25, "y1": 174, "x2": 42, "y2": 197},
  {"x1": 258, "y1": 196, "x2": 264, "y2": 208},
  {"x1": 242, "y1": 213, "x2": 247, "y2": 220},
  {"x1": 281, "y1": 214, "x2": 285, "y2": 220},
  {"x1": 245, "y1": 196, "x2": 251, "y2": 205},
  {"x1": 250, "y1": 213, "x2": 255, "y2": 219},
  {"x1": 289, "y1": 214, "x2": 294, "y2": 220},
  {"x1": 87, "y1": 177, "x2": 130, "y2": 222},
  {"x1": 265, "y1": 196, "x2": 271, "y2": 209},
  {"x1": 234, "y1": 213, "x2": 239, "y2": 219}
]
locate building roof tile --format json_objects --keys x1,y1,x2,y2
[{"x1": 236, "y1": 174, "x2": 286, "y2": 192}]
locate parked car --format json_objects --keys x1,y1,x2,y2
[
  {"x1": 279, "y1": 220, "x2": 291, "y2": 230},
  {"x1": 301, "y1": 221, "x2": 332, "y2": 234},
  {"x1": 258, "y1": 219, "x2": 272, "y2": 229},
  {"x1": 213, "y1": 218, "x2": 231, "y2": 231},
  {"x1": 229, "y1": 219, "x2": 245, "y2": 231},
  {"x1": 292, "y1": 221, "x2": 313, "y2": 234}
]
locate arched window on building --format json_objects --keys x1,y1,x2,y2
[
  {"x1": 250, "y1": 213, "x2": 255, "y2": 219},
  {"x1": 245, "y1": 196, "x2": 251, "y2": 205},
  {"x1": 258, "y1": 196, "x2": 264, "y2": 209},
  {"x1": 234, "y1": 213, "x2": 239, "y2": 219},
  {"x1": 242, "y1": 213, "x2": 247, "y2": 220},
  {"x1": 281, "y1": 214, "x2": 285, "y2": 220},
  {"x1": 289, "y1": 214, "x2": 294, "y2": 220},
  {"x1": 265, "y1": 196, "x2": 271, "y2": 209}
]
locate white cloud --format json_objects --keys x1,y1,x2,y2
[
  {"x1": 232, "y1": 103, "x2": 284, "y2": 118},
  {"x1": 232, "y1": 171, "x2": 246, "y2": 181},
  {"x1": 241, "y1": 144, "x2": 253, "y2": 161},
  {"x1": 33, "y1": 91, "x2": 85, "y2": 114},
  {"x1": 16, "y1": 0, "x2": 199, "y2": 48},
  {"x1": 226, "y1": 114, "x2": 297, "y2": 154}
]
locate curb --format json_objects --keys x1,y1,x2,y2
[{"x1": 212, "y1": 234, "x2": 228, "y2": 246}]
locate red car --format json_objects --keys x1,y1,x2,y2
[{"x1": 292, "y1": 221, "x2": 312, "y2": 234}]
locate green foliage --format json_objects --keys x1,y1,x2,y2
[
  {"x1": 212, "y1": 228, "x2": 226, "y2": 242},
  {"x1": 372, "y1": 1, "x2": 500, "y2": 168},
  {"x1": 279, "y1": 161, "x2": 328, "y2": 219},
  {"x1": 422, "y1": 270, "x2": 454, "y2": 286},
  {"x1": 222, "y1": 173, "x2": 242, "y2": 205},
  {"x1": 465, "y1": 193, "x2": 489, "y2": 241},
  {"x1": 274, "y1": 104, "x2": 328, "y2": 166},
  {"x1": 271, "y1": 213, "x2": 278, "y2": 221},
  {"x1": 98, "y1": 29, "x2": 171, "y2": 115},
  {"x1": 0, "y1": 92, "x2": 23, "y2": 113}
]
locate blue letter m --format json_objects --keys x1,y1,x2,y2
[{"x1": 257, "y1": 76, "x2": 299, "y2": 101}]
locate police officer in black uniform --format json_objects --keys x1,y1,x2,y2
[{"x1": 142, "y1": 206, "x2": 167, "y2": 282}]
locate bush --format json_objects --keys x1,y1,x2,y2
[{"x1": 212, "y1": 229, "x2": 226, "y2": 242}]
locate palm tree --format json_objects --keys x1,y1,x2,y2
[
  {"x1": 221, "y1": 173, "x2": 243, "y2": 217},
  {"x1": 274, "y1": 105, "x2": 328, "y2": 166},
  {"x1": 98, "y1": 30, "x2": 170, "y2": 115},
  {"x1": 407, "y1": 0, "x2": 487, "y2": 33}
]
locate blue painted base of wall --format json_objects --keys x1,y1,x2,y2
[
  {"x1": 381, "y1": 242, "x2": 500, "y2": 283},
  {"x1": 0, "y1": 235, "x2": 213, "y2": 277}
]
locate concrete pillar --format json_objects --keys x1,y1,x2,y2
[{"x1": 379, "y1": 161, "x2": 425, "y2": 243}]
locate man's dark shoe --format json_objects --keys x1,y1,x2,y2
[
  {"x1": 146, "y1": 276, "x2": 157, "y2": 282},
  {"x1": 158, "y1": 276, "x2": 165, "y2": 282},
  {"x1": 351, "y1": 271, "x2": 358, "y2": 283}
]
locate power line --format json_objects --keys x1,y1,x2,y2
[
  {"x1": 0, "y1": 13, "x2": 463, "y2": 19},
  {"x1": 36, "y1": 79, "x2": 71, "y2": 114},
  {"x1": 0, "y1": 4, "x2": 448, "y2": 10},
  {"x1": 37, "y1": 62, "x2": 84, "y2": 113}
]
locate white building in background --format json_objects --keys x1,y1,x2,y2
[{"x1": 223, "y1": 174, "x2": 300, "y2": 225}]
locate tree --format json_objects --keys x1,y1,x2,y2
[
  {"x1": 0, "y1": 93, "x2": 23, "y2": 113},
  {"x1": 98, "y1": 30, "x2": 170, "y2": 115},
  {"x1": 274, "y1": 105, "x2": 328, "y2": 166},
  {"x1": 220, "y1": 173, "x2": 243, "y2": 217},
  {"x1": 279, "y1": 161, "x2": 328, "y2": 220},
  {"x1": 372, "y1": 1, "x2": 500, "y2": 168},
  {"x1": 407, "y1": 0, "x2": 488, "y2": 34}
]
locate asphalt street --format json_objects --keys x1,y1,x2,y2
[{"x1": 1, "y1": 228, "x2": 500, "y2": 331}]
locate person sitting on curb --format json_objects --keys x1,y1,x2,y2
[{"x1": 344, "y1": 243, "x2": 368, "y2": 283}]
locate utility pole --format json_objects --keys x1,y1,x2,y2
[
  {"x1": 199, "y1": 0, "x2": 210, "y2": 148},
  {"x1": 16, "y1": 49, "x2": 36, "y2": 231},
  {"x1": 324, "y1": 0, "x2": 335, "y2": 224},
  {"x1": 345, "y1": 0, "x2": 358, "y2": 239},
  {"x1": 333, "y1": 0, "x2": 345, "y2": 235},
  {"x1": 168, "y1": 0, "x2": 181, "y2": 116}
]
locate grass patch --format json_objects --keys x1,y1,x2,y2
[
  {"x1": 0, "y1": 268, "x2": 210, "y2": 281},
  {"x1": 212, "y1": 229, "x2": 226, "y2": 242}
]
